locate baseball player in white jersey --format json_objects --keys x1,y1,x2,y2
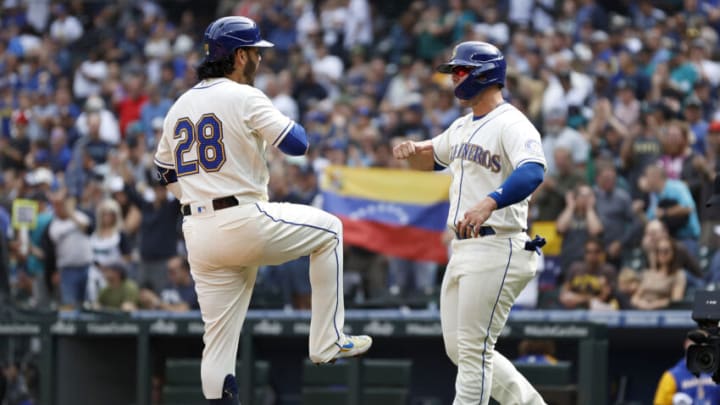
[
  {"x1": 153, "y1": 16, "x2": 371, "y2": 405},
  {"x1": 394, "y1": 41, "x2": 547, "y2": 405}
]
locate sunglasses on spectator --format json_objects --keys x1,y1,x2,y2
[{"x1": 657, "y1": 247, "x2": 672, "y2": 254}]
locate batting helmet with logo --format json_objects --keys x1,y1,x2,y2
[
  {"x1": 203, "y1": 16, "x2": 274, "y2": 63},
  {"x1": 437, "y1": 41, "x2": 506, "y2": 100}
]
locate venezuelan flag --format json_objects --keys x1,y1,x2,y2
[{"x1": 321, "y1": 166, "x2": 451, "y2": 263}]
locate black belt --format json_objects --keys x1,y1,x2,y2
[
  {"x1": 181, "y1": 196, "x2": 239, "y2": 216},
  {"x1": 455, "y1": 225, "x2": 497, "y2": 239},
  {"x1": 455, "y1": 226, "x2": 544, "y2": 254}
]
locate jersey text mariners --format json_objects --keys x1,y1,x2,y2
[{"x1": 431, "y1": 103, "x2": 547, "y2": 232}]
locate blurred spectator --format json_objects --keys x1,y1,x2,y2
[
  {"x1": 65, "y1": 113, "x2": 112, "y2": 197},
  {"x1": 701, "y1": 122, "x2": 720, "y2": 249},
  {"x1": 139, "y1": 255, "x2": 198, "y2": 311},
  {"x1": 75, "y1": 95, "x2": 121, "y2": 145},
  {"x1": 631, "y1": 0, "x2": 666, "y2": 30},
  {"x1": 442, "y1": 0, "x2": 476, "y2": 43},
  {"x1": 139, "y1": 84, "x2": 171, "y2": 143},
  {"x1": 616, "y1": 267, "x2": 641, "y2": 305},
  {"x1": 1, "y1": 362, "x2": 31, "y2": 405},
  {"x1": 260, "y1": 256, "x2": 312, "y2": 310},
  {"x1": 96, "y1": 261, "x2": 138, "y2": 312},
  {"x1": 114, "y1": 72, "x2": 148, "y2": 137},
  {"x1": 267, "y1": 71, "x2": 299, "y2": 122},
  {"x1": 383, "y1": 55, "x2": 419, "y2": 110},
  {"x1": 640, "y1": 164, "x2": 701, "y2": 253},
  {"x1": 413, "y1": 4, "x2": 446, "y2": 63},
  {"x1": 541, "y1": 106, "x2": 590, "y2": 175},
  {"x1": 0, "y1": 111, "x2": 31, "y2": 172},
  {"x1": 387, "y1": 257, "x2": 437, "y2": 298},
  {"x1": 594, "y1": 163, "x2": 636, "y2": 266},
  {"x1": 22, "y1": 189, "x2": 52, "y2": 307},
  {"x1": 621, "y1": 120, "x2": 662, "y2": 200},
  {"x1": 311, "y1": 41, "x2": 344, "y2": 88},
  {"x1": 556, "y1": 184, "x2": 604, "y2": 273},
  {"x1": 382, "y1": 8, "x2": 417, "y2": 65},
  {"x1": 392, "y1": 102, "x2": 430, "y2": 140},
  {"x1": 47, "y1": 126, "x2": 71, "y2": 173},
  {"x1": 657, "y1": 120, "x2": 700, "y2": 186},
  {"x1": 291, "y1": 65, "x2": 328, "y2": 118},
  {"x1": 514, "y1": 339, "x2": 558, "y2": 365},
  {"x1": 473, "y1": 8, "x2": 509, "y2": 47},
  {"x1": 72, "y1": 49, "x2": 107, "y2": 101},
  {"x1": 631, "y1": 236, "x2": 687, "y2": 310},
  {"x1": 48, "y1": 4, "x2": 83, "y2": 46},
  {"x1": 684, "y1": 95, "x2": 709, "y2": 155},
  {"x1": 653, "y1": 338, "x2": 720, "y2": 405},
  {"x1": 319, "y1": 0, "x2": 348, "y2": 56},
  {"x1": 88, "y1": 199, "x2": 132, "y2": 302},
  {"x1": 533, "y1": 147, "x2": 585, "y2": 221},
  {"x1": 126, "y1": 176, "x2": 181, "y2": 292},
  {"x1": 558, "y1": 237, "x2": 619, "y2": 310},
  {"x1": 108, "y1": 178, "x2": 142, "y2": 244},
  {"x1": 639, "y1": 220, "x2": 702, "y2": 283},
  {"x1": 44, "y1": 188, "x2": 92, "y2": 309},
  {"x1": 344, "y1": 0, "x2": 372, "y2": 51}
]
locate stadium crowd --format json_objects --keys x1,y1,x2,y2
[
  {"x1": 2, "y1": 0, "x2": 720, "y2": 404},
  {"x1": 0, "y1": 0, "x2": 718, "y2": 318}
]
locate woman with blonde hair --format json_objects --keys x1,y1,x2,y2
[{"x1": 87, "y1": 198, "x2": 133, "y2": 303}]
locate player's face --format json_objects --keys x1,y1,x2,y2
[
  {"x1": 451, "y1": 66, "x2": 486, "y2": 107},
  {"x1": 243, "y1": 47, "x2": 260, "y2": 85},
  {"x1": 451, "y1": 66, "x2": 472, "y2": 107}
]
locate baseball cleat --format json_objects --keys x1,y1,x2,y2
[{"x1": 332, "y1": 334, "x2": 373, "y2": 362}]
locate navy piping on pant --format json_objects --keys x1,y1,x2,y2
[
  {"x1": 254, "y1": 203, "x2": 342, "y2": 345},
  {"x1": 479, "y1": 238, "x2": 513, "y2": 404}
]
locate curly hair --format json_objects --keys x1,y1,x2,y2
[{"x1": 196, "y1": 53, "x2": 235, "y2": 81}]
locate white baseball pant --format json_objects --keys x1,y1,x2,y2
[
  {"x1": 182, "y1": 200, "x2": 346, "y2": 399},
  {"x1": 441, "y1": 233, "x2": 546, "y2": 405}
]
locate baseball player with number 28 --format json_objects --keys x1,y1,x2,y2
[
  {"x1": 154, "y1": 16, "x2": 371, "y2": 405},
  {"x1": 394, "y1": 41, "x2": 548, "y2": 405}
]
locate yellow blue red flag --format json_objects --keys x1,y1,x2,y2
[{"x1": 321, "y1": 166, "x2": 451, "y2": 263}]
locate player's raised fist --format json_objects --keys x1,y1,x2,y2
[{"x1": 393, "y1": 140, "x2": 417, "y2": 159}]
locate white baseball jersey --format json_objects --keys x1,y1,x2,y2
[
  {"x1": 431, "y1": 102, "x2": 546, "y2": 232},
  {"x1": 154, "y1": 77, "x2": 294, "y2": 205}
]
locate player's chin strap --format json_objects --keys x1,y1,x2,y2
[
  {"x1": 208, "y1": 374, "x2": 239, "y2": 405},
  {"x1": 524, "y1": 235, "x2": 546, "y2": 256}
]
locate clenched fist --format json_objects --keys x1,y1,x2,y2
[{"x1": 393, "y1": 139, "x2": 433, "y2": 159}]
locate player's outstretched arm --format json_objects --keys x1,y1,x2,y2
[{"x1": 393, "y1": 140, "x2": 434, "y2": 171}]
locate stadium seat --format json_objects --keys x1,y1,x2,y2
[
  {"x1": 360, "y1": 359, "x2": 412, "y2": 405},
  {"x1": 514, "y1": 361, "x2": 576, "y2": 405},
  {"x1": 301, "y1": 358, "x2": 413, "y2": 405},
  {"x1": 301, "y1": 358, "x2": 358, "y2": 405},
  {"x1": 163, "y1": 358, "x2": 271, "y2": 405}
]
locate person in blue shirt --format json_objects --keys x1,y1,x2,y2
[
  {"x1": 642, "y1": 164, "x2": 701, "y2": 256},
  {"x1": 654, "y1": 338, "x2": 720, "y2": 405}
]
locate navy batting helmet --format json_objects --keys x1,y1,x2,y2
[
  {"x1": 437, "y1": 41, "x2": 506, "y2": 100},
  {"x1": 203, "y1": 16, "x2": 274, "y2": 63}
]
